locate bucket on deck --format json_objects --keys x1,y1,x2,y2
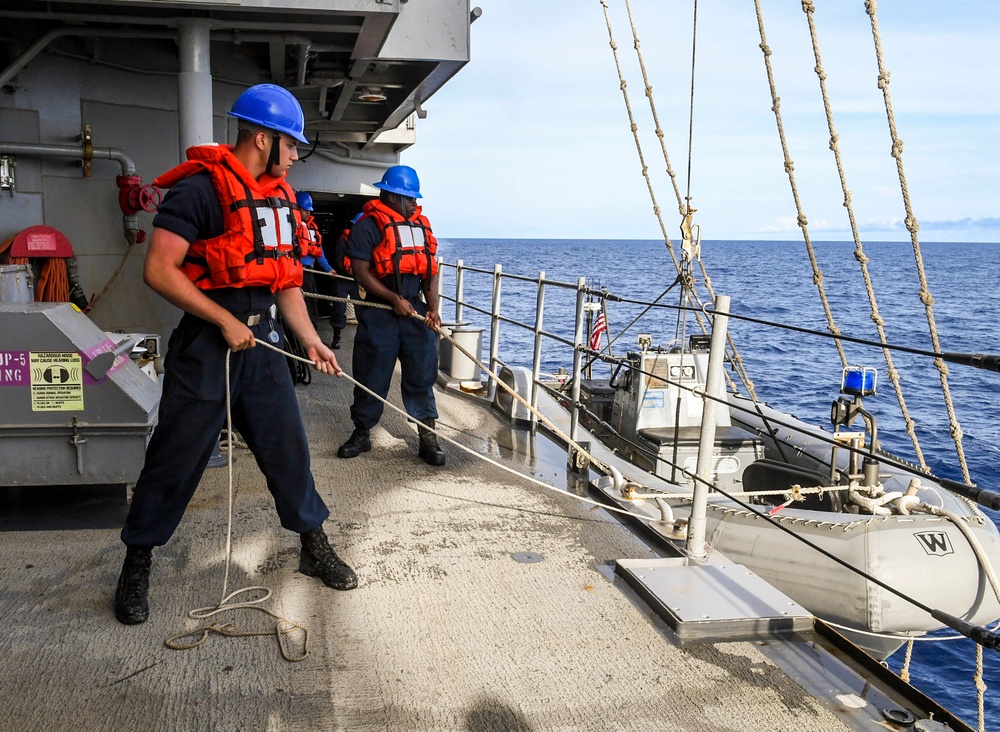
[
  {"x1": 0, "y1": 264, "x2": 34, "y2": 303},
  {"x1": 437, "y1": 322, "x2": 466, "y2": 372},
  {"x1": 449, "y1": 326, "x2": 483, "y2": 382}
]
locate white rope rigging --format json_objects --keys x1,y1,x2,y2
[
  {"x1": 751, "y1": 0, "x2": 848, "y2": 371},
  {"x1": 864, "y1": 0, "x2": 972, "y2": 486},
  {"x1": 601, "y1": 2, "x2": 990, "y2": 721}
]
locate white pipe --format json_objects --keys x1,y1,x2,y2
[
  {"x1": 177, "y1": 19, "x2": 215, "y2": 154},
  {"x1": 487, "y1": 264, "x2": 503, "y2": 402},
  {"x1": 0, "y1": 141, "x2": 140, "y2": 235},
  {"x1": 687, "y1": 294, "x2": 731, "y2": 560},
  {"x1": 0, "y1": 141, "x2": 136, "y2": 176},
  {"x1": 569, "y1": 277, "x2": 587, "y2": 443}
]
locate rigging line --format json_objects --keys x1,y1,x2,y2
[
  {"x1": 684, "y1": 0, "x2": 698, "y2": 211},
  {"x1": 586, "y1": 347, "x2": 1000, "y2": 508},
  {"x1": 700, "y1": 304, "x2": 1000, "y2": 374},
  {"x1": 598, "y1": 0, "x2": 680, "y2": 272},
  {"x1": 611, "y1": 1, "x2": 741, "y2": 398},
  {"x1": 865, "y1": 1, "x2": 972, "y2": 487},
  {"x1": 800, "y1": 0, "x2": 927, "y2": 472},
  {"x1": 622, "y1": 0, "x2": 684, "y2": 215},
  {"x1": 751, "y1": 0, "x2": 848, "y2": 370},
  {"x1": 560, "y1": 274, "x2": 682, "y2": 391},
  {"x1": 292, "y1": 313, "x2": 1000, "y2": 644},
  {"x1": 259, "y1": 339, "x2": 653, "y2": 523},
  {"x1": 583, "y1": 292, "x2": 1000, "y2": 373},
  {"x1": 632, "y1": 451, "x2": 1000, "y2": 651}
]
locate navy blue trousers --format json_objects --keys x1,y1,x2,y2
[
  {"x1": 330, "y1": 278, "x2": 357, "y2": 331},
  {"x1": 349, "y1": 297, "x2": 438, "y2": 430},
  {"x1": 121, "y1": 288, "x2": 330, "y2": 547}
]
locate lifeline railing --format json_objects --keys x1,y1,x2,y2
[
  {"x1": 306, "y1": 263, "x2": 1000, "y2": 667},
  {"x1": 437, "y1": 259, "x2": 603, "y2": 442}
]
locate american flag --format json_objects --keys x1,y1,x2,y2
[{"x1": 589, "y1": 311, "x2": 607, "y2": 351}]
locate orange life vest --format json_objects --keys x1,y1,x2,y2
[
  {"x1": 362, "y1": 199, "x2": 438, "y2": 284},
  {"x1": 153, "y1": 144, "x2": 303, "y2": 292},
  {"x1": 332, "y1": 228, "x2": 353, "y2": 277},
  {"x1": 298, "y1": 215, "x2": 324, "y2": 259}
]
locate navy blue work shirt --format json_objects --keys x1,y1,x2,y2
[{"x1": 152, "y1": 172, "x2": 224, "y2": 242}]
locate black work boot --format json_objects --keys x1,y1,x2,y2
[
  {"x1": 330, "y1": 328, "x2": 342, "y2": 350},
  {"x1": 299, "y1": 526, "x2": 358, "y2": 591},
  {"x1": 337, "y1": 425, "x2": 371, "y2": 458},
  {"x1": 114, "y1": 545, "x2": 152, "y2": 625},
  {"x1": 418, "y1": 418, "x2": 446, "y2": 466}
]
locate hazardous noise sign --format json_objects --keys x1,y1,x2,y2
[{"x1": 30, "y1": 352, "x2": 84, "y2": 411}]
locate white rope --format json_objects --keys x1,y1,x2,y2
[
  {"x1": 164, "y1": 349, "x2": 309, "y2": 662},
  {"x1": 626, "y1": 484, "x2": 843, "y2": 501},
  {"x1": 912, "y1": 500, "x2": 999, "y2": 732},
  {"x1": 914, "y1": 503, "x2": 1000, "y2": 607},
  {"x1": 258, "y1": 339, "x2": 654, "y2": 523},
  {"x1": 820, "y1": 619, "x2": 964, "y2": 643}
]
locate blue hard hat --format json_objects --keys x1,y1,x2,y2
[
  {"x1": 373, "y1": 165, "x2": 422, "y2": 199},
  {"x1": 229, "y1": 84, "x2": 308, "y2": 144},
  {"x1": 296, "y1": 191, "x2": 314, "y2": 211}
]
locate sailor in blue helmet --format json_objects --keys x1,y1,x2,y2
[
  {"x1": 295, "y1": 190, "x2": 334, "y2": 328},
  {"x1": 113, "y1": 83, "x2": 357, "y2": 627},
  {"x1": 336, "y1": 165, "x2": 446, "y2": 466}
]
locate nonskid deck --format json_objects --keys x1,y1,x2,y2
[{"x1": 0, "y1": 322, "x2": 963, "y2": 731}]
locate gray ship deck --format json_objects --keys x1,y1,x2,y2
[{"x1": 0, "y1": 321, "x2": 934, "y2": 731}]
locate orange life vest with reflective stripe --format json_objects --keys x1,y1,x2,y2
[
  {"x1": 362, "y1": 199, "x2": 438, "y2": 283},
  {"x1": 299, "y1": 215, "x2": 324, "y2": 259},
  {"x1": 152, "y1": 144, "x2": 303, "y2": 292}
]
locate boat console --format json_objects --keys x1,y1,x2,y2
[{"x1": 598, "y1": 335, "x2": 764, "y2": 492}]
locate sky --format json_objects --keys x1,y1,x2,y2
[{"x1": 404, "y1": 0, "x2": 999, "y2": 242}]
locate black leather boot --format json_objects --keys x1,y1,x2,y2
[
  {"x1": 299, "y1": 526, "x2": 358, "y2": 590},
  {"x1": 418, "y1": 418, "x2": 446, "y2": 466},
  {"x1": 330, "y1": 328, "x2": 342, "y2": 350},
  {"x1": 337, "y1": 425, "x2": 371, "y2": 458},
  {"x1": 114, "y1": 545, "x2": 152, "y2": 625}
]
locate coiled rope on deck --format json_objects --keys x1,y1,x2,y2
[{"x1": 164, "y1": 348, "x2": 308, "y2": 662}]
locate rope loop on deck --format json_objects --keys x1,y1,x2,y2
[{"x1": 164, "y1": 350, "x2": 310, "y2": 663}]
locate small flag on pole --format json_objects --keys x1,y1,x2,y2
[{"x1": 589, "y1": 311, "x2": 607, "y2": 351}]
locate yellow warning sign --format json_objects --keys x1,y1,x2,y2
[{"x1": 30, "y1": 352, "x2": 84, "y2": 411}]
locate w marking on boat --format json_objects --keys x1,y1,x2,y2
[{"x1": 914, "y1": 531, "x2": 954, "y2": 557}]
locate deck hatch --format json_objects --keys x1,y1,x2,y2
[{"x1": 615, "y1": 555, "x2": 814, "y2": 643}]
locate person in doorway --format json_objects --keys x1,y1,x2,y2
[
  {"x1": 114, "y1": 83, "x2": 357, "y2": 627},
  {"x1": 328, "y1": 212, "x2": 363, "y2": 349},
  {"x1": 336, "y1": 165, "x2": 446, "y2": 466},
  {"x1": 295, "y1": 190, "x2": 334, "y2": 329}
]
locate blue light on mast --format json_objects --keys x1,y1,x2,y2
[{"x1": 841, "y1": 366, "x2": 877, "y2": 397}]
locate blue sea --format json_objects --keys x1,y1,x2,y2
[{"x1": 436, "y1": 238, "x2": 1000, "y2": 729}]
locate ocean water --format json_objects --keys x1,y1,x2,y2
[{"x1": 436, "y1": 238, "x2": 1000, "y2": 728}]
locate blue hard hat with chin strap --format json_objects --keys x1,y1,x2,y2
[
  {"x1": 296, "y1": 191, "x2": 314, "y2": 211},
  {"x1": 373, "y1": 165, "x2": 422, "y2": 199},
  {"x1": 229, "y1": 84, "x2": 309, "y2": 144}
]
